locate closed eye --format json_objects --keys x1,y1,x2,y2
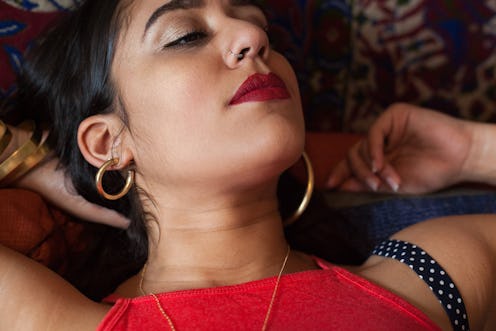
[{"x1": 163, "y1": 31, "x2": 208, "y2": 49}]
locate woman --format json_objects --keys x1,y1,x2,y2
[{"x1": 0, "y1": 0, "x2": 495, "y2": 330}]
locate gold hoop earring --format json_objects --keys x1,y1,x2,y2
[
  {"x1": 284, "y1": 152, "x2": 315, "y2": 226},
  {"x1": 95, "y1": 158, "x2": 135, "y2": 200}
]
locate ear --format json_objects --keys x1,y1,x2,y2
[{"x1": 78, "y1": 114, "x2": 133, "y2": 169}]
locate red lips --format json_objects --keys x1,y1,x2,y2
[{"x1": 229, "y1": 73, "x2": 290, "y2": 106}]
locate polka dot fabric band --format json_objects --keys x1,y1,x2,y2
[{"x1": 372, "y1": 239, "x2": 470, "y2": 331}]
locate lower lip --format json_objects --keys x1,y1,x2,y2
[{"x1": 229, "y1": 87, "x2": 290, "y2": 106}]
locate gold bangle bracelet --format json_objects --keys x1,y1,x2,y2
[
  {"x1": 0, "y1": 131, "x2": 51, "y2": 187},
  {"x1": 0, "y1": 120, "x2": 13, "y2": 156},
  {"x1": 0, "y1": 121, "x2": 41, "y2": 184}
]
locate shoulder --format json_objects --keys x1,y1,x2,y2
[
  {"x1": 0, "y1": 244, "x2": 111, "y2": 330},
  {"x1": 354, "y1": 214, "x2": 496, "y2": 331}
]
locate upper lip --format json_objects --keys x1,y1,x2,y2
[{"x1": 229, "y1": 72, "x2": 289, "y2": 105}]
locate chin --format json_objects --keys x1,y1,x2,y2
[{"x1": 259, "y1": 132, "x2": 305, "y2": 176}]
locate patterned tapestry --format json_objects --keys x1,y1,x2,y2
[
  {"x1": 261, "y1": 0, "x2": 353, "y2": 131},
  {"x1": 263, "y1": 0, "x2": 496, "y2": 132},
  {"x1": 346, "y1": 0, "x2": 496, "y2": 132},
  {"x1": 2, "y1": 0, "x2": 496, "y2": 132},
  {"x1": 0, "y1": 0, "x2": 75, "y2": 102}
]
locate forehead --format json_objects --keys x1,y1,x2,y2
[
  {"x1": 116, "y1": 0, "x2": 261, "y2": 53},
  {"x1": 113, "y1": 0, "x2": 165, "y2": 56},
  {"x1": 112, "y1": 0, "x2": 209, "y2": 76},
  {"x1": 120, "y1": 0, "x2": 258, "y2": 33},
  {"x1": 118, "y1": 0, "x2": 203, "y2": 44}
]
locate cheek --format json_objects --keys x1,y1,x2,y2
[
  {"x1": 115, "y1": 52, "x2": 305, "y2": 184},
  {"x1": 129, "y1": 71, "x2": 204, "y2": 113},
  {"x1": 271, "y1": 53, "x2": 302, "y2": 107},
  {"x1": 270, "y1": 53, "x2": 305, "y2": 139},
  {"x1": 122, "y1": 61, "x2": 215, "y2": 133},
  {"x1": 119, "y1": 66, "x2": 220, "y2": 169}
]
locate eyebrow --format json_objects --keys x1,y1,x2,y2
[
  {"x1": 144, "y1": 0, "x2": 204, "y2": 37},
  {"x1": 143, "y1": 0, "x2": 259, "y2": 38}
]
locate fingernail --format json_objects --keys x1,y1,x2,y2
[
  {"x1": 386, "y1": 177, "x2": 399, "y2": 192},
  {"x1": 366, "y1": 178, "x2": 379, "y2": 191},
  {"x1": 371, "y1": 160, "x2": 378, "y2": 173}
]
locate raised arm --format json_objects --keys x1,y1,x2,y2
[{"x1": 0, "y1": 244, "x2": 109, "y2": 330}]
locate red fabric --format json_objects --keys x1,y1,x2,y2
[
  {"x1": 0, "y1": 2, "x2": 62, "y2": 96},
  {"x1": 304, "y1": 132, "x2": 363, "y2": 188},
  {"x1": 98, "y1": 258, "x2": 440, "y2": 331},
  {"x1": 0, "y1": 189, "x2": 88, "y2": 275}
]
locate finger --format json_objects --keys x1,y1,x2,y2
[
  {"x1": 367, "y1": 128, "x2": 387, "y2": 173},
  {"x1": 377, "y1": 163, "x2": 401, "y2": 193},
  {"x1": 339, "y1": 178, "x2": 371, "y2": 192},
  {"x1": 347, "y1": 141, "x2": 380, "y2": 191},
  {"x1": 45, "y1": 185, "x2": 131, "y2": 228},
  {"x1": 367, "y1": 110, "x2": 397, "y2": 172},
  {"x1": 326, "y1": 159, "x2": 352, "y2": 188},
  {"x1": 76, "y1": 202, "x2": 131, "y2": 228},
  {"x1": 359, "y1": 138, "x2": 376, "y2": 172},
  {"x1": 61, "y1": 181, "x2": 131, "y2": 228}
]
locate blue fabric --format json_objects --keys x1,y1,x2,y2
[{"x1": 339, "y1": 191, "x2": 496, "y2": 245}]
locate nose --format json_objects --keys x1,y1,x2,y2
[{"x1": 223, "y1": 20, "x2": 269, "y2": 68}]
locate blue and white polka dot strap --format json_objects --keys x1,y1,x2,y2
[{"x1": 372, "y1": 239, "x2": 470, "y2": 331}]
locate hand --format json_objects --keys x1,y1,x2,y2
[
  {"x1": 15, "y1": 157, "x2": 130, "y2": 228},
  {"x1": 327, "y1": 103, "x2": 474, "y2": 194}
]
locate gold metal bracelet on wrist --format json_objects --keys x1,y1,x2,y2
[
  {"x1": 0, "y1": 121, "x2": 42, "y2": 185},
  {"x1": 0, "y1": 120, "x2": 13, "y2": 156},
  {"x1": 1, "y1": 130, "x2": 51, "y2": 187}
]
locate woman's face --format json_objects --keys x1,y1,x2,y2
[{"x1": 112, "y1": 0, "x2": 305, "y2": 193}]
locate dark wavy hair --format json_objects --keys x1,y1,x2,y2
[{"x1": 5, "y1": 0, "x2": 148, "y2": 298}]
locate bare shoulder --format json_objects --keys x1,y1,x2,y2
[
  {"x1": 353, "y1": 214, "x2": 496, "y2": 331},
  {"x1": 0, "y1": 244, "x2": 111, "y2": 331}
]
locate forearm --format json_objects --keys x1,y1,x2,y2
[{"x1": 461, "y1": 121, "x2": 496, "y2": 186}]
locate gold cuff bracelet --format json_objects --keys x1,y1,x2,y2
[{"x1": 0, "y1": 121, "x2": 42, "y2": 185}]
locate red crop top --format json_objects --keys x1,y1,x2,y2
[{"x1": 97, "y1": 258, "x2": 440, "y2": 330}]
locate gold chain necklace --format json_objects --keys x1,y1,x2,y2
[{"x1": 139, "y1": 246, "x2": 291, "y2": 331}]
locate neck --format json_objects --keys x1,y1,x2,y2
[{"x1": 138, "y1": 187, "x2": 294, "y2": 293}]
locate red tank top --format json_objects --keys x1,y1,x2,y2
[{"x1": 98, "y1": 258, "x2": 440, "y2": 330}]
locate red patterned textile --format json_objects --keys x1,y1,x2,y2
[
  {"x1": 0, "y1": 189, "x2": 88, "y2": 274},
  {"x1": 346, "y1": 0, "x2": 496, "y2": 132},
  {"x1": 0, "y1": 1, "x2": 64, "y2": 100}
]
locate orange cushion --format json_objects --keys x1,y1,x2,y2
[
  {"x1": 288, "y1": 132, "x2": 362, "y2": 188},
  {"x1": 0, "y1": 189, "x2": 87, "y2": 274}
]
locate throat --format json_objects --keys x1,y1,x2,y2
[
  {"x1": 115, "y1": 249, "x2": 318, "y2": 297},
  {"x1": 140, "y1": 210, "x2": 289, "y2": 289},
  {"x1": 140, "y1": 245, "x2": 291, "y2": 295},
  {"x1": 123, "y1": 206, "x2": 317, "y2": 296}
]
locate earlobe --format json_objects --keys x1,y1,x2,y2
[{"x1": 78, "y1": 115, "x2": 133, "y2": 169}]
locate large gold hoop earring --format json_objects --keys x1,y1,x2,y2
[
  {"x1": 95, "y1": 158, "x2": 135, "y2": 200},
  {"x1": 284, "y1": 152, "x2": 315, "y2": 226}
]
